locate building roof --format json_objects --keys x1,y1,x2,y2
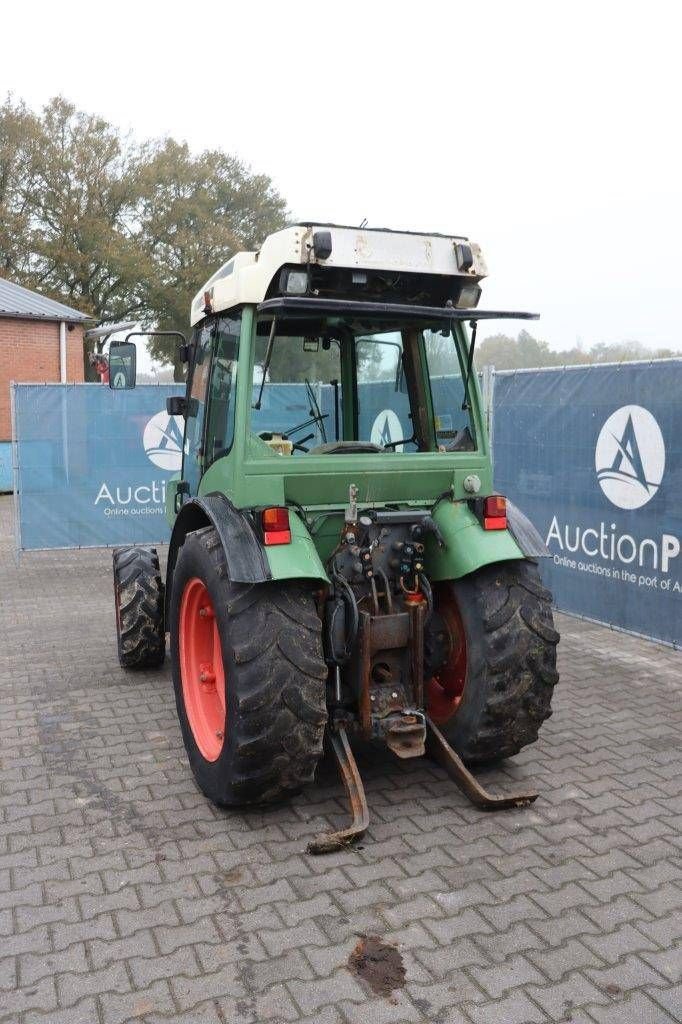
[{"x1": 0, "y1": 277, "x2": 91, "y2": 323}]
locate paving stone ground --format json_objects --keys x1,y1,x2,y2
[{"x1": 0, "y1": 495, "x2": 680, "y2": 1024}]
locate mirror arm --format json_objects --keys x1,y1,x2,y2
[{"x1": 124, "y1": 330, "x2": 187, "y2": 345}]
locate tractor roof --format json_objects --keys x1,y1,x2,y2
[{"x1": 190, "y1": 224, "x2": 488, "y2": 326}]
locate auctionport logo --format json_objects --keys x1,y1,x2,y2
[
  {"x1": 371, "y1": 409, "x2": 404, "y2": 452},
  {"x1": 595, "y1": 405, "x2": 665, "y2": 511},
  {"x1": 143, "y1": 412, "x2": 184, "y2": 471}
]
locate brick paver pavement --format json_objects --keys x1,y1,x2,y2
[{"x1": 0, "y1": 495, "x2": 680, "y2": 1024}]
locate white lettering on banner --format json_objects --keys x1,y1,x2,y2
[
  {"x1": 95, "y1": 482, "x2": 114, "y2": 505},
  {"x1": 103, "y1": 506, "x2": 164, "y2": 517},
  {"x1": 546, "y1": 515, "x2": 681, "y2": 589},
  {"x1": 662, "y1": 535, "x2": 680, "y2": 573},
  {"x1": 94, "y1": 479, "x2": 167, "y2": 511}
]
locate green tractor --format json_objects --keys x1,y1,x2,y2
[{"x1": 112, "y1": 223, "x2": 559, "y2": 852}]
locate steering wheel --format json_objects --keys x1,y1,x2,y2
[
  {"x1": 292, "y1": 432, "x2": 315, "y2": 453},
  {"x1": 383, "y1": 434, "x2": 416, "y2": 451}
]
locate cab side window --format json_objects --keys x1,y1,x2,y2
[
  {"x1": 183, "y1": 321, "x2": 214, "y2": 494},
  {"x1": 205, "y1": 314, "x2": 241, "y2": 467}
]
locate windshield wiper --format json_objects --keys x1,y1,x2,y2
[{"x1": 253, "y1": 317, "x2": 277, "y2": 410}]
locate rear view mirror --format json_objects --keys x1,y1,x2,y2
[{"x1": 109, "y1": 340, "x2": 137, "y2": 389}]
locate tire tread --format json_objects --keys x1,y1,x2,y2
[
  {"x1": 439, "y1": 560, "x2": 559, "y2": 763},
  {"x1": 113, "y1": 546, "x2": 165, "y2": 669},
  {"x1": 173, "y1": 527, "x2": 326, "y2": 806}
]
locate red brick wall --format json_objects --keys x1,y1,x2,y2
[{"x1": 0, "y1": 318, "x2": 85, "y2": 440}]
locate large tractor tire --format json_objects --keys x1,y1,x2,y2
[
  {"x1": 113, "y1": 546, "x2": 166, "y2": 669},
  {"x1": 169, "y1": 526, "x2": 327, "y2": 807},
  {"x1": 426, "y1": 560, "x2": 559, "y2": 764}
]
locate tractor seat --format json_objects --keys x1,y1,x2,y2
[{"x1": 308, "y1": 441, "x2": 385, "y2": 455}]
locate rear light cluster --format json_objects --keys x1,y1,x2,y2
[
  {"x1": 482, "y1": 495, "x2": 507, "y2": 531},
  {"x1": 261, "y1": 506, "x2": 291, "y2": 545}
]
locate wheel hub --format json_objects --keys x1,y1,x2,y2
[
  {"x1": 178, "y1": 577, "x2": 226, "y2": 762},
  {"x1": 425, "y1": 586, "x2": 467, "y2": 724}
]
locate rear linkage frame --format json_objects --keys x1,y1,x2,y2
[
  {"x1": 307, "y1": 493, "x2": 538, "y2": 856},
  {"x1": 307, "y1": 717, "x2": 538, "y2": 855}
]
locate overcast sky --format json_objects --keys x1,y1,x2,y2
[{"x1": 2, "y1": 0, "x2": 680, "y2": 352}]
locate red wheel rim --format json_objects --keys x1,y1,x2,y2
[
  {"x1": 426, "y1": 585, "x2": 467, "y2": 724},
  {"x1": 178, "y1": 577, "x2": 226, "y2": 762}
]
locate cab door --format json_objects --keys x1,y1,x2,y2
[
  {"x1": 202, "y1": 314, "x2": 241, "y2": 468},
  {"x1": 182, "y1": 320, "x2": 214, "y2": 496}
]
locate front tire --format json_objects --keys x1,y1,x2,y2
[
  {"x1": 426, "y1": 560, "x2": 559, "y2": 764},
  {"x1": 112, "y1": 546, "x2": 165, "y2": 669},
  {"x1": 170, "y1": 526, "x2": 328, "y2": 806}
]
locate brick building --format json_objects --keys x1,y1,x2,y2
[{"x1": 0, "y1": 277, "x2": 91, "y2": 490}]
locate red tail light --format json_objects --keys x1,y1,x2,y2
[
  {"x1": 261, "y1": 506, "x2": 291, "y2": 545},
  {"x1": 483, "y1": 495, "x2": 507, "y2": 531}
]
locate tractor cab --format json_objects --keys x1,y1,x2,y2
[{"x1": 174, "y1": 224, "x2": 537, "y2": 512}]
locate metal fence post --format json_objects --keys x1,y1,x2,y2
[{"x1": 10, "y1": 381, "x2": 21, "y2": 563}]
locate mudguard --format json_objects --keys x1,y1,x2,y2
[
  {"x1": 165, "y1": 494, "x2": 328, "y2": 622},
  {"x1": 426, "y1": 500, "x2": 531, "y2": 581}
]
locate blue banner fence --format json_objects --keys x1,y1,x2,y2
[
  {"x1": 492, "y1": 360, "x2": 682, "y2": 648},
  {"x1": 12, "y1": 383, "x2": 184, "y2": 550},
  {"x1": 11, "y1": 361, "x2": 682, "y2": 646}
]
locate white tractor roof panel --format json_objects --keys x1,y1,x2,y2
[{"x1": 191, "y1": 224, "x2": 487, "y2": 325}]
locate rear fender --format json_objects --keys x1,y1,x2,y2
[
  {"x1": 426, "y1": 500, "x2": 528, "y2": 581},
  {"x1": 165, "y1": 495, "x2": 328, "y2": 622}
]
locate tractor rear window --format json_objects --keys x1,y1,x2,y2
[{"x1": 249, "y1": 315, "x2": 475, "y2": 455}]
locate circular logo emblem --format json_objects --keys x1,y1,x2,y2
[
  {"x1": 595, "y1": 405, "x2": 665, "y2": 510},
  {"x1": 371, "y1": 409, "x2": 404, "y2": 452},
  {"x1": 143, "y1": 412, "x2": 184, "y2": 471}
]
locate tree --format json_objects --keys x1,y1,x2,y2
[
  {"x1": 137, "y1": 140, "x2": 286, "y2": 378},
  {"x1": 475, "y1": 333, "x2": 525, "y2": 370},
  {"x1": 475, "y1": 330, "x2": 678, "y2": 371},
  {"x1": 1, "y1": 97, "x2": 148, "y2": 314},
  {"x1": 0, "y1": 96, "x2": 38, "y2": 277},
  {"x1": 0, "y1": 95, "x2": 287, "y2": 379}
]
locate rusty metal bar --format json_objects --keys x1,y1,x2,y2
[
  {"x1": 408, "y1": 599, "x2": 426, "y2": 710},
  {"x1": 307, "y1": 727, "x2": 370, "y2": 855},
  {"x1": 425, "y1": 717, "x2": 538, "y2": 810},
  {"x1": 357, "y1": 611, "x2": 372, "y2": 739}
]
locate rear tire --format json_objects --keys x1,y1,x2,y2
[
  {"x1": 170, "y1": 526, "x2": 327, "y2": 807},
  {"x1": 427, "y1": 560, "x2": 559, "y2": 764},
  {"x1": 113, "y1": 546, "x2": 165, "y2": 669}
]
